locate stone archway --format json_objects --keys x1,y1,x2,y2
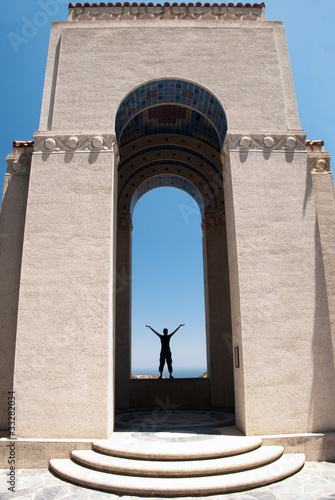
[{"x1": 114, "y1": 79, "x2": 234, "y2": 410}]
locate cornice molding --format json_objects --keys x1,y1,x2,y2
[
  {"x1": 69, "y1": 1, "x2": 265, "y2": 5},
  {"x1": 12, "y1": 141, "x2": 34, "y2": 148},
  {"x1": 33, "y1": 133, "x2": 116, "y2": 154},
  {"x1": 68, "y1": 3, "x2": 265, "y2": 22},
  {"x1": 306, "y1": 141, "x2": 332, "y2": 174},
  {"x1": 226, "y1": 132, "x2": 307, "y2": 152},
  {"x1": 6, "y1": 145, "x2": 34, "y2": 175}
]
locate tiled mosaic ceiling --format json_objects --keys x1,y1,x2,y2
[
  {"x1": 116, "y1": 79, "x2": 226, "y2": 212},
  {"x1": 116, "y1": 79, "x2": 227, "y2": 151},
  {"x1": 120, "y1": 107, "x2": 220, "y2": 151}
]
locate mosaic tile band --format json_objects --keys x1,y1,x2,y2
[
  {"x1": 120, "y1": 106, "x2": 221, "y2": 150},
  {"x1": 116, "y1": 79, "x2": 227, "y2": 150},
  {"x1": 118, "y1": 144, "x2": 221, "y2": 177}
]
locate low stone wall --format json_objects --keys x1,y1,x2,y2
[
  {"x1": 130, "y1": 378, "x2": 211, "y2": 409},
  {"x1": 261, "y1": 433, "x2": 335, "y2": 462},
  {"x1": 0, "y1": 439, "x2": 93, "y2": 469}
]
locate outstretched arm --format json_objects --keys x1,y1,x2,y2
[
  {"x1": 170, "y1": 324, "x2": 185, "y2": 337},
  {"x1": 146, "y1": 325, "x2": 160, "y2": 337}
]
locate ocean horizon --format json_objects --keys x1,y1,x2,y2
[{"x1": 132, "y1": 367, "x2": 207, "y2": 378}]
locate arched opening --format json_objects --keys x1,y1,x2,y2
[
  {"x1": 131, "y1": 187, "x2": 207, "y2": 378},
  {"x1": 114, "y1": 78, "x2": 234, "y2": 410}
]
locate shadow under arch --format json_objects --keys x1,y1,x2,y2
[{"x1": 114, "y1": 78, "x2": 234, "y2": 412}]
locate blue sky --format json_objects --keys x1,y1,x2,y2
[{"x1": 1, "y1": 1, "x2": 334, "y2": 376}]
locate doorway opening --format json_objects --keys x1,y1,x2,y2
[
  {"x1": 114, "y1": 78, "x2": 234, "y2": 410},
  {"x1": 131, "y1": 187, "x2": 207, "y2": 379}
]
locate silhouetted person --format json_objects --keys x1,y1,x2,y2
[{"x1": 146, "y1": 324, "x2": 185, "y2": 379}]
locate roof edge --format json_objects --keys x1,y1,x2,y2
[
  {"x1": 68, "y1": 2, "x2": 266, "y2": 21},
  {"x1": 69, "y1": 3, "x2": 265, "y2": 8}
]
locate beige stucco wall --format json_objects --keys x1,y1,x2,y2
[
  {"x1": 40, "y1": 19, "x2": 299, "y2": 133},
  {"x1": 225, "y1": 142, "x2": 335, "y2": 435},
  {"x1": 13, "y1": 143, "x2": 117, "y2": 438},
  {"x1": 0, "y1": 147, "x2": 31, "y2": 430},
  {"x1": 311, "y1": 170, "x2": 335, "y2": 347}
]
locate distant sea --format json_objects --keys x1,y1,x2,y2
[{"x1": 132, "y1": 367, "x2": 207, "y2": 378}]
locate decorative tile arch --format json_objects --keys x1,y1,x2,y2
[{"x1": 115, "y1": 79, "x2": 227, "y2": 151}]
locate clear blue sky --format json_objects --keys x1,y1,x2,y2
[{"x1": 1, "y1": 1, "x2": 334, "y2": 376}]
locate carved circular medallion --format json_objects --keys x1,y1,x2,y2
[
  {"x1": 315, "y1": 159, "x2": 327, "y2": 172},
  {"x1": 67, "y1": 136, "x2": 79, "y2": 149},
  {"x1": 119, "y1": 217, "x2": 128, "y2": 227},
  {"x1": 92, "y1": 136, "x2": 104, "y2": 149},
  {"x1": 263, "y1": 136, "x2": 275, "y2": 148},
  {"x1": 239, "y1": 136, "x2": 251, "y2": 149},
  {"x1": 286, "y1": 136, "x2": 297, "y2": 149},
  {"x1": 44, "y1": 138, "x2": 56, "y2": 151},
  {"x1": 11, "y1": 161, "x2": 22, "y2": 173}
]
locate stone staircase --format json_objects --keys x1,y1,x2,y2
[{"x1": 50, "y1": 431, "x2": 305, "y2": 496}]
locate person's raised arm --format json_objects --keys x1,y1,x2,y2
[
  {"x1": 170, "y1": 324, "x2": 185, "y2": 337},
  {"x1": 146, "y1": 325, "x2": 160, "y2": 337}
]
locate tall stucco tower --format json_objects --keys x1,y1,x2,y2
[{"x1": 1, "y1": 2, "x2": 334, "y2": 469}]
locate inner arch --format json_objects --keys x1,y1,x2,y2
[
  {"x1": 131, "y1": 187, "x2": 206, "y2": 378},
  {"x1": 130, "y1": 175, "x2": 205, "y2": 216}
]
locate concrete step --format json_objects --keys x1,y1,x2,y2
[
  {"x1": 71, "y1": 445, "x2": 285, "y2": 477},
  {"x1": 92, "y1": 432, "x2": 263, "y2": 460},
  {"x1": 50, "y1": 453, "x2": 306, "y2": 497}
]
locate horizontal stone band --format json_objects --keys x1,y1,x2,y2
[
  {"x1": 33, "y1": 133, "x2": 117, "y2": 153},
  {"x1": 227, "y1": 132, "x2": 307, "y2": 152}
]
